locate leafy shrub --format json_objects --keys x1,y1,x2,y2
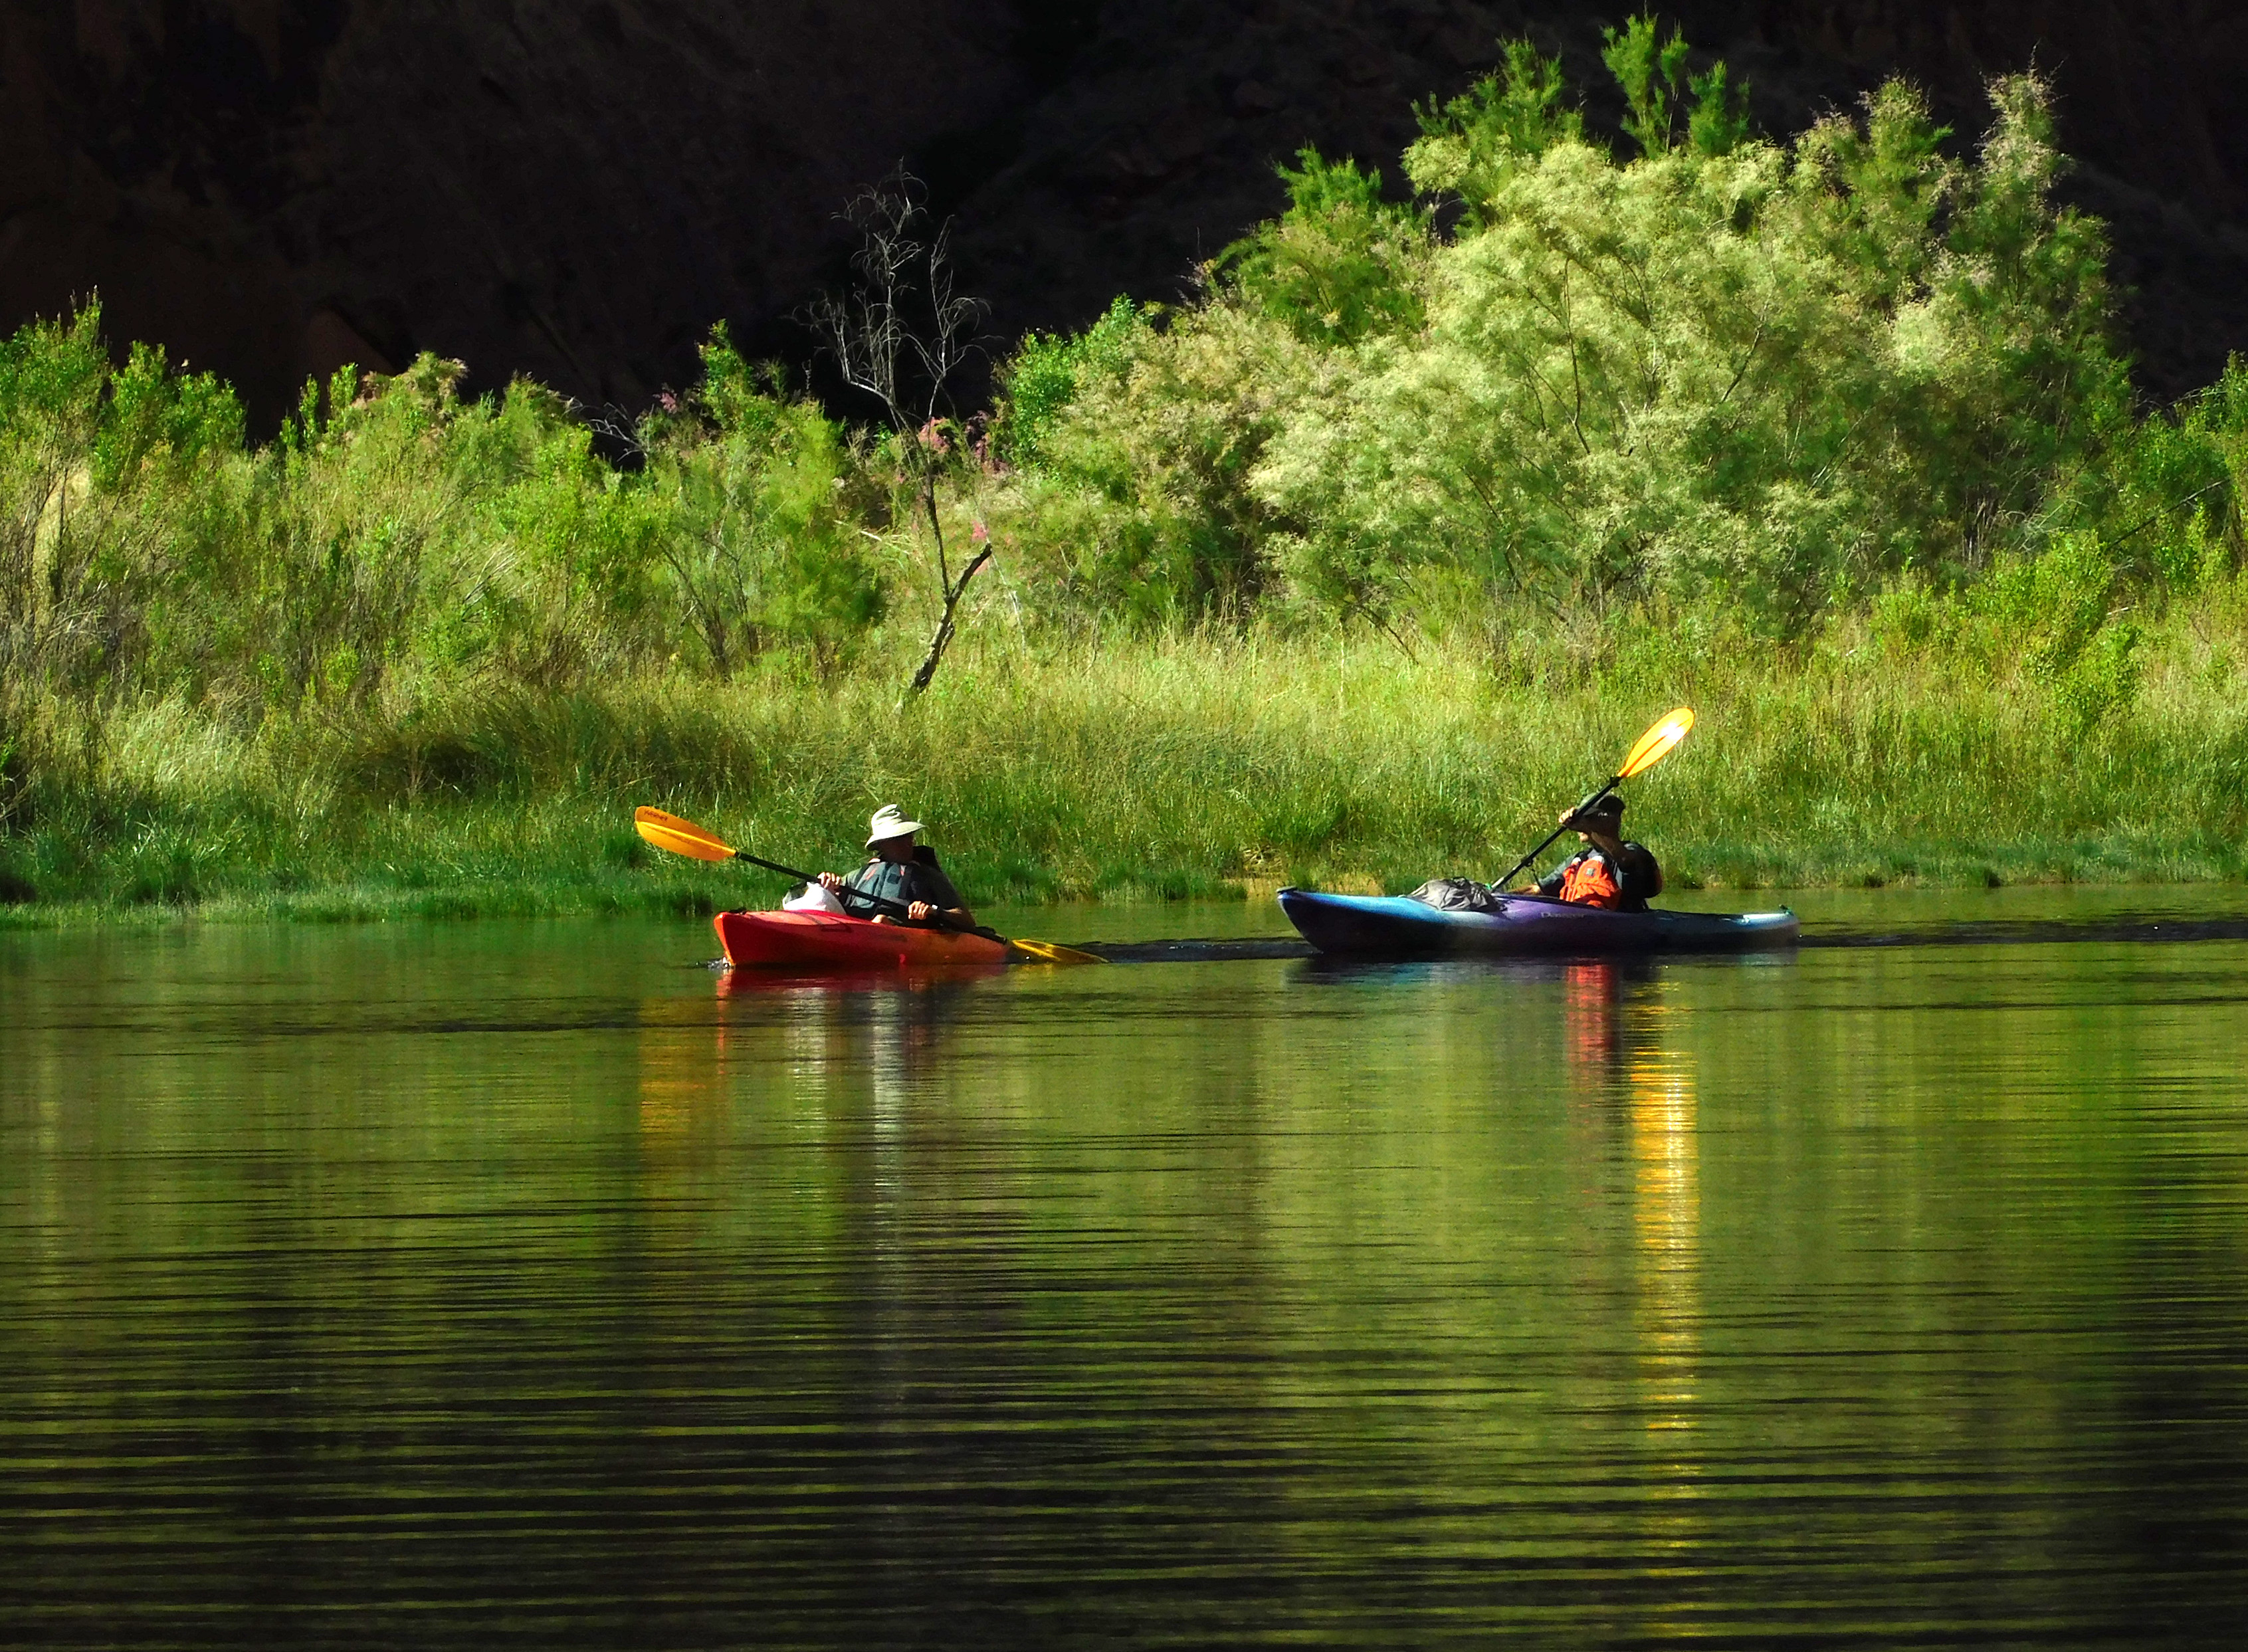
[
  {"x1": 1254, "y1": 61, "x2": 2123, "y2": 635},
  {"x1": 989, "y1": 35, "x2": 2126, "y2": 641},
  {"x1": 1980, "y1": 531, "x2": 2116, "y2": 673},
  {"x1": 642, "y1": 329, "x2": 882, "y2": 676},
  {"x1": 2052, "y1": 617, "x2": 2143, "y2": 738},
  {"x1": 1599, "y1": 12, "x2": 1750, "y2": 159},
  {"x1": 230, "y1": 358, "x2": 486, "y2": 711},
  {"x1": 996, "y1": 296, "x2": 1144, "y2": 468},
  {"x1": 1870, "y1": 581, "x2": 1944, "y2": 653},
  {"x1": 0, "y1": 303, "x2": 242, "y2": 712},
  {"x1": 0, "y1": 307, "x2": 888, "y2": 728},
  {"x1": 1405, "y1": 38, "x2": 1583, "y2": 215},
  {"x1": 1975, "y1": 530, "x2": 2146, "y2": 732},
  {"x1": 2091, "y1": 355, "x2": 2247, "y2": 594},
  {"x1": 1025, "y1": 300, "x2": 1316, "y2": 620},
  {"x1": 1215, "y1": 148, "x2": 1428, "y2": 345}
]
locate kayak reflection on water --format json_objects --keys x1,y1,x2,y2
[
  {"x1": 711, "y1": 961, "x2": 1001, "y2": 1092},
  {"x1": 714, "y1": 963, "x2": 1007, "y2": 999}
]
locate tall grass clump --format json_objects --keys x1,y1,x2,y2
[{"x1": 6, "y1": 14, "x2": 2248, "y2": 921}]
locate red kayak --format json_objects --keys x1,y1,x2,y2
[{"x1": 714, "y1": 910, "x2": 1011, "y2": 970}]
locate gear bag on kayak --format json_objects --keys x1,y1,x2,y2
[{"x1": 1406, "y1": 877, "x2": 1505, "y2": 913}]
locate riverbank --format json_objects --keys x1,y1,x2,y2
[
  {"x1": 6, "y1": 51, "x2": 2243, "y2": 930},
  {"x1": 7, "y1": 616, "x2": 2247, "y2": 928}
]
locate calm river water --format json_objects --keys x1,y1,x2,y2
[{"x1": 5, "y1": 890, "x2": 2248, "y2": 1647}]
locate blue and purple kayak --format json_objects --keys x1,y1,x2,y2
[{"x1": 1277, "y1": 887, "x2": 1800, "y2": 958}]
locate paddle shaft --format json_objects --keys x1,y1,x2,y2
[
  {"x1": 1493, "y1": 778, "x2": 1621, "y2": 891},
  {"x1": 730, "y1": 848, "x2": 980, "y2": 934}
]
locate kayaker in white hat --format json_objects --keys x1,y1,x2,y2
[{"x1": 817, "y1": 805, "x2": 976, "y2": 927}]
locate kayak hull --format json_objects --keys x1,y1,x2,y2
[
  {"x1": 714, "y1": 910, "x2": 1011, "y2": 970},
  {"x1": 1278, "y1": 887, "x2": 1799, "y2": 958}
]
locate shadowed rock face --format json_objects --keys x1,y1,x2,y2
[
  {"x1": 4, "y1": 0, "x2": 2243, "y2": 423},
  {"x1": 1, "y1": 0, "x2": 1027, "y2": 417}
]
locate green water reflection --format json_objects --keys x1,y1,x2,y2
[{"x1": 3, "y1": 903, "x2": 2246, "y2": 1646}]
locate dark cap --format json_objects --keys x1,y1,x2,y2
[{"x1": 1568, "y1": 792, "x2": 1624, "y2": 827}]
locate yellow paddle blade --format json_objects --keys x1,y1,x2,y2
[
  {"x1": 635, "y1": 805, "x2": 738, "y2": 863},
  {"x1": 1005, "y1": 938, "x2": 1108, "y2": 966},
  {"x1": 1619, "y1": 706, "x2": 1695, "y2": 779}
]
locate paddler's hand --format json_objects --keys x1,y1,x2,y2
[
  {"x1": 906, "y1": 900, "x2": 934, "y2": 922},
  {"x1": 818, "y1": 872, "x2": 844, "y2": 892}
]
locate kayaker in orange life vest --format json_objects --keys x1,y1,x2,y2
[
  {"x1": 817, "y1": 805, "x2": 976, "y2": 928},
  {"x1": 1514, "y1": 793, "x2": 1662, "y2": 911}
]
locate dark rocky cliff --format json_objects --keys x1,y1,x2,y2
[{"x1": 4, "y1": 1, "x2": 2243, "y2": 423}]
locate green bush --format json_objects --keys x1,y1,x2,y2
[
  {"x1": 1598, "y1": 12, "x2": 1750, "y2": 159},
  {"x1": 1215, "y1": 148, "x2": 1428, "y2": 345},
  {"x1": 1405, "y1": 37, "x2": 1584, "y2": 217},
  {"x1": 2089, "y1": 355, "x2": 2247, "y2": 593},
  {"x1": 1, "y1": 303, "x2": 242, "y2": 712},
  {"x1": 641, "y1": 328, "x2": 882, "y2": 676},
  {"x1": 1255, "y1": 67, "x2": 2124, "y2": 635},
  {"x1": 995, "y1": 295, "x2": 1144, "y2": 468},
  {"x1": 1017, "y1": 300, "x2": 1315, "y2": 620},
  {"x1": 994, "y1": 38, "x2": 2129, "y2": 640},
  {"x1": 0, "y1": 312, "x2": 886, "y2": 730}
]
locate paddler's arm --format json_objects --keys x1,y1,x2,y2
[
  {"x1": 1516, "y1": 809, "x2": 1593, "y2": 892},
  {"x1": 817, "y1": 869, "x2": 881, "y2": 918},
  {"x1": 814, "y1": 872, "x2": 973, "y2": 927},
  {"x1": 869, "y1": 898, "x2": 973, "y2": 926},
  {"x1": 914, "y1": 863, "x2": 973, "y2": 928}
]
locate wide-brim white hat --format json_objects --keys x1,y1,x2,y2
[{"x1": 866, "y1": 804, "x2": 926, "y2": 847}]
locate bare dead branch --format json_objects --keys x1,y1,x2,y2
[{"x1": 804, "y1": 167, "x2": 993, "y2": 698}]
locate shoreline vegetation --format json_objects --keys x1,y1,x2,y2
[
  {"x1": 5, "y1": 22, "x2": 2247, "y2": 927},
  {"x1": 8, "y1": 625, "x2": 2248, "y2": 928}
]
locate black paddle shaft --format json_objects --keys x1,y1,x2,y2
[
  {"x1": 731, "y1": 849, "x2": 983, "y2": 936},
  {"x1": 1492, "y1": 779, "x2": 1621, "y2": 891}
]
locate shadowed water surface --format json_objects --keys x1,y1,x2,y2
[{"x1": 5, "y1": 893, "x2": 2248, "y2": 1647}]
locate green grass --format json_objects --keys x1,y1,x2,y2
[{"x1": 8, "y1": 598, "x2": 2248, "y2": 928}]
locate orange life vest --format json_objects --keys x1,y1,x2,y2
[{"x1": 1557, "y1": 851, "x2": 1623, "y2": 909}]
